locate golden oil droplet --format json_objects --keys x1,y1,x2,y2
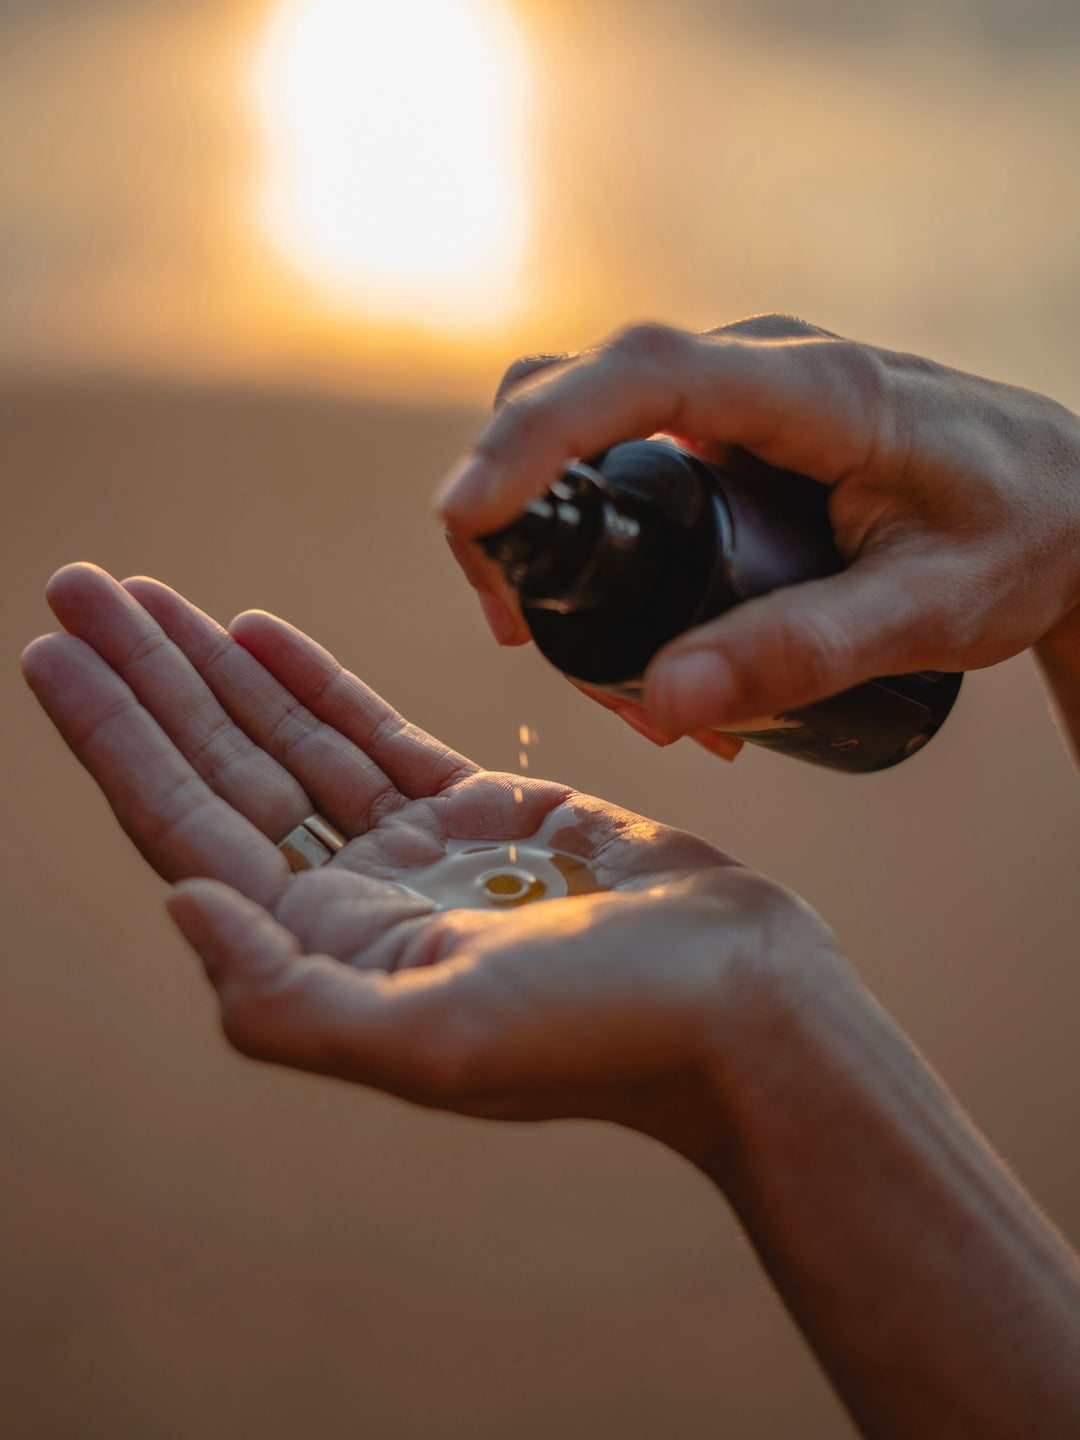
[
  {"x1": 518, "y1": 724, "x2": 530, "y2": 745},
  {"x1": 508, "y1": 843, "x2": 517, "y2": 863},
  {"x1": 518, "y1": 750, "x2": 529, "y2": 768},
  {"x1": 513, "y1": 785, "x2": 523, "y2": 803}
]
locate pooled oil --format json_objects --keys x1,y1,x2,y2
[
  {"x1": 393, "y1": 813, "x2": 604, "y2": 913},
  {"x1": 395, "y1": 838, "x2": 599, "y2": 911}
]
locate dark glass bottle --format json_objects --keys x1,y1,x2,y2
[{"x1": 479, "y1": 437, "x2": 962, "y2": 773}]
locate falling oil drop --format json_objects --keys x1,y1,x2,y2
[{"x1": 389, "y1": 725, "x2": 599, "y2": 912}]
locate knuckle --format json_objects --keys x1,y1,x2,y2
[
  {"x1": 124, "y1": 627, "x2": 169, "y2": 670},
  {"x1": 711, "y1": 312, "x2": 837, "y2": 341},
  {"x1": 305, "y1": 656, "x2": 344, "y2": 711},
  {"x1": 70, "y1": 692, "x2": 134, "y2": 758},
  {"x1": 200, "y1": 629, "x2": 234, "y2": 676},
  {"x1": 484, "y1": 384, "x2": 554, "y2": 452},
  {"x1": 823, "y1": 340, "x2": 892, "y2": 468},
  {"x1": 607, "y1": 320, "x2": 693, "y2": 370},
  {"x1": 827, "y1": 337, "x2": 886, "y2": 398},
  {"x1": 267, "y1": 698, "x2": 314, "y2": 764},
  {"x1": 137, "y1": 773, "x2": 206, "y2": 853},
  {"x1": 917, "y1": 568, "x2": 985, "y2": 658},
  {"x1": 494, "y1": 353, "x2": 568, "y2": 407},
  {"x1": 186, "y1": 708, "x2": 243, "y2": 781},
  {"x1": 742, "y1": 607, "x2": 858, "y2": 711}
]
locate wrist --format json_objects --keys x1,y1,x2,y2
[
  {"x1": 688, "y1": 924, "x2": 862, "y2": 1184},
  {"x1": 676, "y1": 906, "x2": 1080, "y2": 1439},
  {"x1": 1036, "y1": 600, "x2": 1080, "y2": 669},
  {"x1": 631, "y1": 882, "x2": 853, "y2": 1174}
]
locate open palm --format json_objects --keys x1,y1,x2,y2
[{"x1": 22, "y1": 565, "x2": 829, "y2": 1138}]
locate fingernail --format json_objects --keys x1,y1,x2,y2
[
  {"x1": 691, "y1": 729, "x2": 744, "y2": 762},
  {"x1": 479, "y1": 591, "x2": 519, "y2": 646},
  {"x1": 617, "y1": 707, "x2": 679, "y2": 746},
  {"x1": 649, "y1": 651, "x2": 736, "y2": 730},
  {"x1": 435, "y1": 452, "x2": 498, "y2": 521}
]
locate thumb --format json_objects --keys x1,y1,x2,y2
[
  {"x1": 166, "y1": 879, "x2": 482, "y2": 1100},
  {"x1": 167, "y1": 878, "x2": 299, "y2": 987},
  {"x1": 644, "y1": 557, "x2": 932, "y2": 733}
]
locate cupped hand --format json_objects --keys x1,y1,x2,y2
[
  {"x1": 438, "y1": 315, "x2": 1080, "y2": 738},
  {"x1": 22, "y1": 564, "x2": 836, "y2": 1152}
]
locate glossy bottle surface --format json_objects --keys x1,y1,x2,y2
[{"x1": 480, "y1": 438, "x2": 962, "y2": 773}]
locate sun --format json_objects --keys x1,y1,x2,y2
[{"x1": 252, "y1": 0, "x2": 528, "y2": 329}]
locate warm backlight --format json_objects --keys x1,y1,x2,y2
[{"x1": 252, "y1": 0, "x2": 527, "y2": 328}]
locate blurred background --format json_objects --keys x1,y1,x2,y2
[{"x1": 4, "y1": 1, "x2": 1080, "y2": 1436}]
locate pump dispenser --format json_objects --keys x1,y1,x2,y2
[{"x1": 479, "y1": 438, "x2": 962, "y2": 773}]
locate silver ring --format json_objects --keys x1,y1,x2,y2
[{"x1": 278, "y1": 814, "x2": 346, "y2": 872}]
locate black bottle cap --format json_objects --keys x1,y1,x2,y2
[{"x1": 478, "y1": 467, "x2": 606, "y2": 605}]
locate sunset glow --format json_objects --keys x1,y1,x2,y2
[{"x1": 252, "y1": 0, "x2": 528, "y2": 329}]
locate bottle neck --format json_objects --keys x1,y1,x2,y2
[
  {"x1": 479, "y1": 463, "x2": 650, "y2": 613},
  {"x1": 476, "y1": 439, "x2": 730, "y2": 688}
]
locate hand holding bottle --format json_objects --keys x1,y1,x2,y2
[{"x1": 439, "y1": 315, "x2": 1080, "y2": 743}]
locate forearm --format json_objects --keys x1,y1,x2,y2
[{"x1": 697, "y1": 954, "x2": 1080, "y2": 1439}]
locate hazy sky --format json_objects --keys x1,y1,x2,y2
[
  {"x1": 2, "y1": 0, "x2": 1078, "y2": 404},
  {"x1": 678, "y1": 0, "x2": 1080, "y2": 45},
  {"x1": 6, "y1": 0, "x2": 1080, "y2": 43}
]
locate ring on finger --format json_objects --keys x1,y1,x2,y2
[{"x1": 278, "y1": 814, "x2": 346, "y2": 872}]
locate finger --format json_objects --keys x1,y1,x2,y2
[
  {"x1": 614, "y1": 708, "x2": 679, "y2": 746},
  {"x1": 46, "y1": 564, "x2": 313, "y2": 840},
  {"x1": 644, "y1": 554, "x2": 934, "y2": 733},
  {"x1": 167, "y1": 879, "x2": 480, "y2": 1102},
  {"x1": 436, "y1": 321, "x2": 881, "y2": 536},
  {"x1": 226, "y1": 610, "x2": 479, "y2": 801},
  {"x1": 490, "y1": 324, "x2": 835, "y2": 417},
  {"x1": 168, "y1": 878, "x2": 302, "y2": 987},
  {"x1": 576, "y1": 683, "x2": 743, "y2": 757},
  {"x1": 493, "y1": 352, "x2": 574, "y2": 408},
  {"x1": 444, "y1": 530, "x2": 530, "y2": 646},
  {"x1": 686, "y1": 319, "x2": 842, "y2": 460},
  {"x1": 123, "y1": 577, "x2": 409, "y2": 838},
  {"x1": 492, "y1": 324, "x2": 827, "y2": 465},
  {"x1": 690, "y1": 730, "x2": 744, "y2": 762},
  {"x1": 449, "y1": 351, "x2": 576, "y2": 643},
  {"x1": 568, "y1": 678, "x2": 678, "y2": 747},
  {"x1": 275, "y1": 867, "x2": 434, "y2": 970},
  {"x1": 22, "y1": 633, "x2": 287, "y2": 904},
  {"x1": 449, "y1": 351, "x2": 574, "y2": 643},
  {"x1": 445, "y1": 324, "x2": 845, "y2": 636}
]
